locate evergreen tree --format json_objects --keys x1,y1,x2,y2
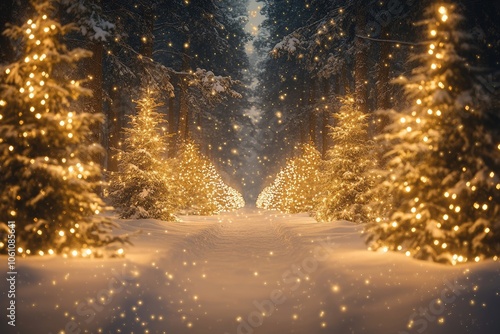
[
  {"x1": 315, "y1": 96, "x2": 376, "y2": 223},
  {"x1": 0, "y1": 0, "x2": 124, "y2": 255},
  {"x1": 175, "y1": 141, "x2": 244, "y2": 215},
  {"x1": 365, "y1": 3, "x2": 500, "y2": 264},
  {"x1": 109, "y1": 88, "x2": 176, "y2": 221},
  {"x1": 256, "y1": 143, "x2": 321, "y2": 213},
  {"x1": 175, "y1": 142, "x2": 215, "y2": 215}
]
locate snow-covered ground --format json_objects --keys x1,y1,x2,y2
[{"x1": 1, "y1": 207, "x2": 499, "y2": 334}]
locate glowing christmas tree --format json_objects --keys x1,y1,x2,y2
[
  {"x1": 175, "y1": 141, "x2": 244, "y2": 215},
  {"x1": 0, "y1": 0, "x2": 124, "y2": 256},
  {"x1": 109, "y1": 88, "x2": 176, "y2": 221},
  {"x1": 315, "y1": 97, "x2": 376, "y2": 223},
  {"x1": 256, "y1": 185, "x2": 276, "y2": 211},
  {"x1": 256, "y1": 143, "x2": 321, "y2": 213},
  {"x1": 365, "y1": 3, "x2": 500, "y2": 264}
]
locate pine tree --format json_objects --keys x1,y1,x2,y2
[
  {"x1": 109, "y1": 88, "x2": 176, "y2": 221},
  {"x1": 315, "y1": 96, "x2": 376, "y2": 223},
  {"x1": 203, "y1": 162, "x2": 246, "y2": 214},
  {"x1": 287, "y1": 143, "x2": 322, "y2": 213},
  {"x1": 0, "y1": 0, "x2": 124, "y2": 256},
  {"x1": 175, "y1": 141, "x2": 215, "y2": 215},
  {"x1": 175, "y1": 141, "x2": 244, "y2": 215},
  {"x1": 256, "y1": 143, "x2": 321, "y2": 213},
  {"x1": 365, "y1": 3, "x2": 500, "y2": 264}
]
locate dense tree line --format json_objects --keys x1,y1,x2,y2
[
  {"x1": 256, "y1": 0, "x2": 500, "y2": 263},
  {"x1": 0, "y1": 0, "x2": 251, "y2": 178},
  {"x1": 254, "y1": 0, "x2": 500, "y2": 185},
  {"x1": 0, "y1": 0, "x2": 250, "y2": 255}
]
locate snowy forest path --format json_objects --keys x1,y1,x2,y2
[
  {"x1": 146, "y1": 207, "x2": 338, "y2": 334},
  {"x1": 10, "y1": 208, "x2": 499, "y2": 334},
  {"x1": 173, "y1": 207, "x2": 309, "y2": 268}
]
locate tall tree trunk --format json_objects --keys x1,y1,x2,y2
[
  {"x1": 376, "y1": 27, "x2": 391, "y2": 133},
  {"x1": 167, "y1": 93, "x2": 176, "y2": 157},
  {"x1": 196, "y1": 112, "x2": 203, "y2": 152},
  {"x1": 308, "y1": 77, "x2": 317, "y2": 146},
  {"x1": 178, "y1": 40, "x2": 191, "y2": 140},
  {"x1": 377, "y1": 30, "x2": 391, "y2": 111},
  {"x1": 89, "y1": 42, "x2": 104, "y2": 117},
  {"x1": 299, "y1": 71, "x2": 307, "y2": 144},
  {"x1": 355, "y1": 5, "x2": 369, "y2": 114},
  {"x1": 321, "y1": 78, "x2": 331, "y2": 159},
  {"x1": 105, "y1": 0, "x2": 122, "y2": 172},
  {"x1": 86, "y1": 42, "x2": 105, "y2": 165},
  {"x1": 0, "y1": 0, "x2": 14, "y2": 63},
  {"x1": 107, "y1": 85, "x2": 120, "y2": 172},
  {"x1": 142, "y1": 5, "x2": 154, "y2": 59},
  {"x1": 341, "y1": 65, "x2": 349, "y2": 95}
]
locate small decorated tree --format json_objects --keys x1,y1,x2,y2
[
  {"x1": 315, "y1": 96, "x2": 376, "y2": 223},
  {"x1": 256, "y1": 143, "x2": 321, "y2": 213},
  {"x1": 109, "y1": 89, "x2": 176, "y2": 221},
  {"x1": 175, "y1": 141, "x2": 244, "y2": 215}
]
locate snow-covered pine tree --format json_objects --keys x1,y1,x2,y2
[
  {"x1": 0, "y1": 0, "x2": 124, "y2": 256},
  {"x1": 256, "y1": 143, "x2": 321, "y2": 213},
  {"x1": 174, "y1": 141, "x2": 244, "y2": 215},
  {"x1": 203, "y1": 162, "x2": 245, "y2": 214},
  {"x1": 365, "y1": 3, "x2": 500, "y2": 264},
  {"x1": 256, "y1": 167, "x2": 288, "y2": 212},
  {"x1": 175, "y1": 141, "x2": 216, "y2": 215},
  {"x1": 315, "y1": 96, "x2": 376, "y2": 223},
  {"x1": 286, "y1": 143, "x2": 322, "y2": 213},
  {"x1": 109, "y1": 88, "x2": 176, "y2": 221}
]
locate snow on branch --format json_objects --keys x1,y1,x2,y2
[
  {"x1": 188, "y1": 68, "x2": 242, "y2": 103},
  {"x1": 62, "y1": 0, "x2": 115, "y2": 41},
  {"x1": 271, "y1": 34, "x2": 303, "y2": 58}
]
